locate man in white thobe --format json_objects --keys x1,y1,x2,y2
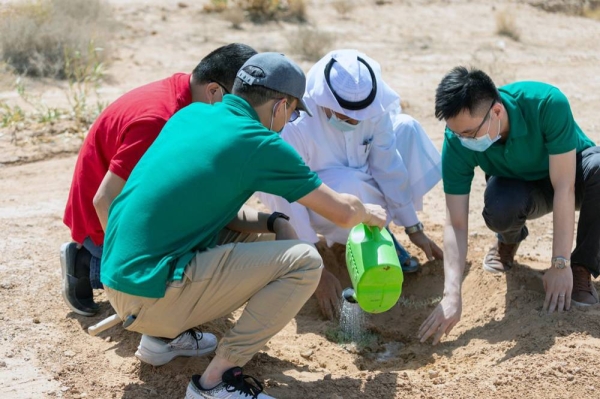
[{"x1": 257, "y1": 49, "x2": 443, "y2": 318}]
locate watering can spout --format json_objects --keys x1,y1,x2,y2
[{"x1": 342, "y1": 287, "x2": 357, "y2": 304}]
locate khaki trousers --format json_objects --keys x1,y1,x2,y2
[{"x1": 105, "y1": 230, "x2": 322, "y2": 365}]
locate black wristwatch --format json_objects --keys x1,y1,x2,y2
[
  {"x1": 267, "y1": 212, "x2": 290, "y2": 233},
  {"x1": 405, "y1": 222, "x2": 424, "y2": 235}
]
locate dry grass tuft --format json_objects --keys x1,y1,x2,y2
[
  {"x1": 495, "y1": 9, "x2": 521, "y2": 41},
  {"x1": 240, "y1": 0, "x2": 307, "y2": 23},
  {"x1": 284, "y1": 0, "x2": 307, "y2": 22},
  {"x1": 203, "y1": 0, "x2": 228, "y2": 13},
  {"x1": 0, "y1": 0, "x2": 114, "y2": 79},
  {"x1": 205, "y1": 0, "x2": 307, "y2": 23},
  {"x1": 287, "y1": 26, "x2": 334, "y2": 62}
]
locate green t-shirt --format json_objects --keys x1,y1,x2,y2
[
  {"x1": 101, "y1": 95, "x2": 322, "y2": 298},
  {"x1": 442, "y1": 81, "x2": 595, "y2": 195}
]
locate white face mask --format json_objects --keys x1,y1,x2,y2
[
  {"x1": 458, "y1": 118, "x2": 501, "y2": 152},
  {"x1": 328, "y1": 113, "x2": 360, "y2": 132}
]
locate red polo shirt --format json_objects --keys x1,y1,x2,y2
[{"x1": 64, "y1": 73, "x2": 193, "y2": 245}]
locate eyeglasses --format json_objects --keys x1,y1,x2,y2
[
  {"x1": 447, "y1": 101, "x2": 495, "y2": 140},
  {"x1": 211, "y1": 80, "x2": 230, "y2": 95},
  {"x1": 288, "y1": 107, "x2": 300, "y2": 123},
  {"x1": 276, "y1": 98, "x2": 300, "y2": 123}
]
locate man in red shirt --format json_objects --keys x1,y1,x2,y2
[{"x1": 61, "y1": 43, "x2": 256, "y2": 321}]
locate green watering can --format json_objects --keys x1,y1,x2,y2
[{"x1": 342, "y1": 223, "x2": 404, "y2": 313}]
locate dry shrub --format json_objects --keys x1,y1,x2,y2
[
  {"x1": 287, "y1": 26, "x2": 334, "y2": 61},
  {"x1": 284, "y1": 0, "x2": 307, "y2": 22},
  {"x1": 203, "y1": 0, "x2": 228, "y2": 13},
  {"x1": 495, "y1": 9, "x2": 520, "y2": 41},
  {"x1": 332, "y1": 0, "x2": 355, "y2": 17},
  {"x1": 0, "y1": 0, "x2": 114, "y2": 79},
  {"x1": 237, "y1": 0, "x2": 278, "y2": 22},
  {"x1": 203, "y1": 0, "x2": 307, "y2": 23},
  {"x1": 582, "y1": 4, "x2": 600, "y2": 20}
]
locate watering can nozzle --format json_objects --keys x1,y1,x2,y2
[{"x1": 342, "y1": 287, "x2": 357, "y2": 304}]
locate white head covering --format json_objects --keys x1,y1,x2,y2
[{"x1": 304, "y1": 49, "x2": 400, "y2": 121}]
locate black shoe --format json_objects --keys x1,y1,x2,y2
[
  {"x1": 60, "y1": 242, "x2": 99, "y2": 316},
  {"x1": 186, "y1": 367, "x2": 274, "y2": 398}
]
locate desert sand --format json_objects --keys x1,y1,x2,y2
[{"x1": 1, "y1": 0, "x2": 600, "y2": 398}]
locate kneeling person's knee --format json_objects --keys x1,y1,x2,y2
[{"x1": 288, "y1": 242, "x2": 323, "y2": 285}]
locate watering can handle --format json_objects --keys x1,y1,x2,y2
[{"x1": 366, "y1": 224, "x2": 382, "y2": 241}]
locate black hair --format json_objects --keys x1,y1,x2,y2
[
  {"x1": 434, "y1": 66, "x2": 501, "y2": 120},
  {"x1": 232, "y1": 65, "x2": 295, "y2": 107},
  {"x1": 191, "y1": 43, "x2": 257, "y2": 92}
]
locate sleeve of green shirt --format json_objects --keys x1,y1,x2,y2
[
  {"x1": 541, "y1": 87, "x2": 578, "y2": 155},
  {"x1": 241, "y1": 135, "x2": 322, "y2": 203},
  {"x1": 441, "y1": 132, "x2": 478, "y2": 195}
]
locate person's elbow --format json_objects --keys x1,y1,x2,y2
[
  {"x1": 552, "y1": 179, "x2": 575, "y2": 197},
  {"x1": 92, "y1": 191, "x2": 110, "y2": 214}
]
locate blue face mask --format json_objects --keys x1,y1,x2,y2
[
  {"x1": 458, "y1": 119, "x2": 501, "y2": 152},
  {"x1": 328, "y1": 113, "x2": 360, "y2": 132}
]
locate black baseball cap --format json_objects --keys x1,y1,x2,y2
[{"x1": 236, "y1": 52, "x2": 312, "y2": 116}]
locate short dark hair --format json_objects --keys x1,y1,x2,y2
[
  {"x1": 191, "y1": 43, "x2": 257, "y2": 92},
  {"x1": 232, "y1": 65, "x2": 295, "y2": 107},
  {"x1": 434, "y1": 66, "x2": 501, "y2": 120}
]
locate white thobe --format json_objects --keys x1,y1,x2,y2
[{"x1": 257, "y1": 105, "x2": 441, "y2": 245}]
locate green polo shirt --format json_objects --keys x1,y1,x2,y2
[
  {"x1": 100, "y1": 95, "x2": 322, "y2": 298},
  {"x1": 442, "y1": 81, "x2": 595, "y2": 195}
]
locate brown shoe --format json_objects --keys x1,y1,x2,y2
[
  {"x1": 482, "y1": 241, "x2": 520, "y2": 273},
  {"x1": 571, "y1": 264, "x2": 599, "y2": 306}
]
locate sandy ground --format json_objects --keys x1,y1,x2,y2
[{"x1": 1, "y1": 0, "x2": 600, "y2": 398}]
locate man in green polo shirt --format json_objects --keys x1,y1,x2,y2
[
  {"x1": 101, "y1": 53, "x2": 387, "y2": 399},
  {"x1": 418, "y1": 66, "x2": 600, "y2": 346}
]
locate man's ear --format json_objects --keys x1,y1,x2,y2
[
  {"x1": 205, "y1": 82, "x2": 221, "y2": 102},
  {"x1": 277, "y1": 99, "x2": 290, "y2": 117}
]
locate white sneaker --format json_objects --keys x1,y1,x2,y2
[
  {"x1": 135, "y1": 329, "x2": 217, "y2": 366},
  {"x1": 185, "y1": 367, "x2": 274, "y2": 399}
]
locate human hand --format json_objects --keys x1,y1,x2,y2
[
  {"x1": 364, "y1": 204, "x2": 387, "y2": 229},
  {"x1": 272, "y1": 218, "x2": 299, "y2": 240},
  {"x1": 408, "y1": 230, "x2": 444, "y2": 262},
  {"x1": 542, "y1": 266, "x2": 572, "y2": 313},
  {"x1": 314, "y1": 268, "x2": 343, "y2": 320},
  {"x1": 418, "y1": 294, "x2": 462, "y2": 345}
]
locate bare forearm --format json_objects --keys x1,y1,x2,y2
[
  {"x1": 94, "y1": 171, "x2": 126, "y2": 232},
  {"x1": 335, "y1": 193, "x2": 370, "y2": 228},
  {"x1": 93, "y1": 199, "x2": 110, "y2": 231},
  {"x1": 297, "y1": 184, "x2": 387, "y2": 229},
  {"x1": 552, "y1": 187, "x2": 575, "y2": 258},
  {"x1": 442, "y1": 222, "x2": 468, "y2": 298},
  {"x1": 226, "y1": 205, "x2": 270, "y2": 232}
]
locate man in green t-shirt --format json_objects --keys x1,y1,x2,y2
[
  {"x1": 418, "y1": 66, "x2": 600, "y2": 346},
  {"x1": 101, "y1": 53, "x2": 387, "y2": 399}
]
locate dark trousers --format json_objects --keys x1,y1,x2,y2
[{"x1": 482, "y1": 146, "x2": 600, "y2": 277}]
